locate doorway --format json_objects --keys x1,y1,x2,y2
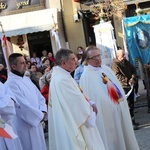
[{"x1": 27, "y1": 31, "x2": 53, "y2": 58}]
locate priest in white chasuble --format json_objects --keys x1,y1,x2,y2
[
  {"x1": 48, "y1": 48, "x2": 105, "y2": 150},
  {"x1": 0, "y1": 82, "x2": 23, "y2": 150},
  {"x1": 79, "y1": 46, "x2": 139, "y2": 150}
]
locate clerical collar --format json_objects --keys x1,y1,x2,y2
[
  {"x1": 56, "y1": 66, "x2": 71, "y2": 75},
  {"x1": 88, "y1": 65, "x2": 101, "y2": 71},
  {"x1": 11, "y1": 70, "x2": 24, "y2": 77}
]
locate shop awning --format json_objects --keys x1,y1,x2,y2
[
  {"x1": 123, "y1": 0, "x2": 150, "y2": 5},
  {"x1": 0, "y1": 8, "x2": 57, "y2": 37}
]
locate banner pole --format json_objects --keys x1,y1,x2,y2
[
  {"x1": 0, "y1": 21, "x2": 10, "y2": 73},
  {"x1": 122, "y1": 19, "x2": 129, "y2": 60}
]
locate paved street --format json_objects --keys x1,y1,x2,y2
[
  {"x1": 45, "y1": 80, "x2": 150, "y2": 150},
  {"x1": 134, "y1": 80, "x2": 150, "y2": 150}
]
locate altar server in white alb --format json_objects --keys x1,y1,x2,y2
[
  {"x1": 79, "y1": 46, "x2": 139, "y2": 150},
  {"x1": 0, "y1": 82, "x2": 23, "y2": 150},
  {"x1": 48, "y1": 48, "x2": 105, "y2": 150},
  {"x1": 5, "y1": 53, "x2": 47, "y2": 150}
]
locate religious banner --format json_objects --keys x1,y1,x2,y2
[
  {"x1": 93, "y1": 21, "x2": 117, "y2": 67},
  {"x1": 123, "y1": 15, "x2": 150, "y2": 65},
  {"x1": 51, "y1": 29, "x2": 61, "y2": 52}
]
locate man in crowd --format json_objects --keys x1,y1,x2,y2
[
  {"x1": 41, "y1": 50, "x2": 48, "y2": 62},
  {"x1": 74, "y1": 53, "x2": 87, "y2": 84},
  {"x1": 112, "y1": 49, "x2": 139, "y2": 130},
  {"x1": 30, "y1": 52, "x2": 41, "y2": 68},
  {"x1": 80, "y1": 46, "x2": 139, "y2": 150},
  {"x1": 48, "y1": 48, "x2": 105, "y2": 150},
  {"x1": 76, "y1": 46, "x2": 85, "y2": 65},
  {"x1": 5, "y1": 53, "x2": 47, "y2": 150},
  {"x1": 29, "y1": 63, "x2": 42, "y2": 90},
  {"x1": 0, "y1": 81, "x2": 23, "y2": 150}
]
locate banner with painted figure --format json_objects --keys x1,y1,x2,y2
[
  {"x1": 93, "y1": 22, "x2": 117, "y2": 67},
  {"x1": 123, "y1": 15, "x2": 150, "y2": 66}
]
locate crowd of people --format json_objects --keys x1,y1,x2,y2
[{"x1": 0, "y1": 45, "x2": 149, "y2": 150}]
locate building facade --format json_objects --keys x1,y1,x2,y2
[
  {"x1": 0, "y1": 0, "x2": 62, "y2": 65},
  {"x1": 0, "y1": 0, "x2": 88, "y2": 66},
  {"x1": 0, "y1": 0, "x2": 150, "y2": 66}
]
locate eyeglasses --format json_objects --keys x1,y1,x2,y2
[{"x1": 88, "y1": 54, "x2": 102, "y2": 60}]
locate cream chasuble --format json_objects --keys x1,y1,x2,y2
[
  {"x1": 48, "y1": 66, "x2": 105, "y2": 150},
  {"x1": 80, "y1": 65, "x2": 139, "y2": 150}
]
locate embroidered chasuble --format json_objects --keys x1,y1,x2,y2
[
  {"x1": 48, "y1": 66, "x2": 105, "y2": 150},
  {"x1": 80, "y1": 65, "x2": 139, "y2": 150}
]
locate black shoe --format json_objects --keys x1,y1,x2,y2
[
  {"x1": 133, "y1": 122, "x2": 139, "y2": 126},
  {"x1": 147, "y1": 109, "x2": 150, "y2": 113},
  {"x1": 133, "y1": 125, "x2": 139, "y2": 130},
  {"x1": 132, "y1": 120, "x2": 139, "y2": 126}
]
